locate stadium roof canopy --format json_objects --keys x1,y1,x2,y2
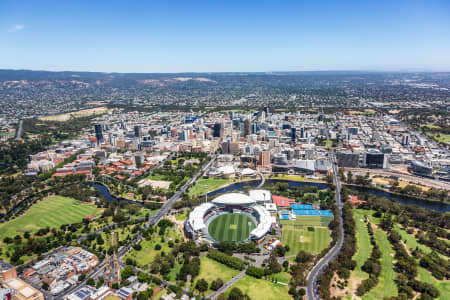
[{"x1": 212, "y1": 193, "x2": 255, "y2": 206}]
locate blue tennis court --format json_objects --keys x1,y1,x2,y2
[
  {"x1": 319, "y1": 210, "x2": 333, "y2": 216},
  {"x1": 280, "y1": 215, "x2": 290, "y2": 220},
  {"x1": 290, "y1": 204, "x2": 313, "y2": 210},
  {"x1": 293, "y1": 209, "x2": 320, "y2": 216}
]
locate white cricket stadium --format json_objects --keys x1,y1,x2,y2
[{"x1": 185, "y1": 191, "x2": 275, "y2": 244}]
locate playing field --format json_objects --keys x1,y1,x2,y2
[
  {"x1": 208, "y1": 213, "x2": 256, "y2": 242},
  {"x1": 280, "y1": 215, "x2": 333, "y2": 227},
  {"x1": 226, "y1": 275, "x2": 291, "y2": 300},
  {"x1": 281, "y1": 224, "x2": 330, "y2": 255},
  {"x1": 0, "y1": 196, "x2": 101, "y2": 240},
  {"x1": 188, "y1": 178, "x2": 232, "y2": 196}
]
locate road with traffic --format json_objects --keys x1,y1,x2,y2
[
  {"x1": 15, "y1": 119, "x2": 23, "y2": 140},
  {"x1": 307, "y1": 151, "x2": 344, "y2": 300}
]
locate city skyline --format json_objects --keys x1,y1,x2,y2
[{"x1": 2, "y1": 0, "x2": 450, "y2": 72}]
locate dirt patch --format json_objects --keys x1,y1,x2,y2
[
  {"x1": 166, "y1": 215, "x2": 185, "y2": 232},
  {"x1": 299, "y1": 235, "x2": 311, "y2": 243},
  {"x1": 330, "y1": 273, "x2": 357, "y2": 299}
]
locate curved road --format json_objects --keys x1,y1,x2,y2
[
  {"x1": 15, "y1": 119, "x2": 23, "y2": 140},
  {"x1": 256, "y1": 170, "x2": 265, "y2": 188},
  {"x1": 307, "y1": 151, "x2": 344, "y2": 300}
]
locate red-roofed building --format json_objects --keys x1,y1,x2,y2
[
  {"x1": 75, "y1": 170, "x2": 91, "y2": 175},
  {"x1": 272, "y1": 195, "x2": 296, "y2": 208},
  {"x1": 84, "y1": 214, "x2": 96, "y2": 221},
  {"x1": 120, "y1": 159, "x2": 133, "y2": 165},
  {"x1": 348, "y1": 195, "x2": 366, "y2": 206},
  {"x1": 52, "y1": 171, "x2": 73, "y2": 178}
]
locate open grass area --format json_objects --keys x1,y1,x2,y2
[
  {"x1": 272, "y1": 271, "x2": 292, "y2": 284},
  {"x1": 104, "y1": 295, "x2": 121, "y2": 300},
  {"x1": 281, "y1": 224, "x2": 330, "y2": 255},
  {"x1": 428, "y1": 133, "x2": 450, "y2": 144},
  {"x1": 0, "y1": 196, "x2": 101, "y2": 240},
  {"x1": 192, "y1": 256, "x2": 241, "y2": 294},
  {"x1": 393, "y1": 224, "x2": 447, "y2": 259},
  {"x1": 188, "y1": 178, "x2": 232, "y2": 196},
  {"x1": 280, "y1": 215, "x2": 332, "y2": 227},
  {"x1": 363, "y1": 214, "x2": 398, "y2": 300},
  {"x1": 271, "y1": 174, "x2": 323, "y2": 182},
  {"x1": 167, "y1": 261, "x2": 183, "y2": 283},
  {"x1": 175, "y1": 211, "x2": 188, "y2": 221},
  {"x1": 226, "y1": 275, "x2": 291, "y2": 300},
  {"x1": 208, "y1": 213, "x2": 255, "y2": 242},
  {"x1": 125, "y1": 227, "x2": 181, "y2": 268},
  {"x1": 272, "y1": 174, "x2": 307, "y2": 181},
  {"x1": 393, "y1": 224, "x2": 449, "y2": 299},
  {"x1": 132, "y1": 207, "x2": 158, "y2": 219},
  {"x1": 153, "y1": 288, "x2": 167, "y2": 300},
  {"x1": 40, "y1": 107, "x2": 109, "y2": 121},
  {"x1": 418, "y1": 266, "x2": 450, "y2": 300},
  {"x1": 346, "y1": 209, "x2": 373, "y2": 295}
]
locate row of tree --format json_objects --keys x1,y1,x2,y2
[
  {"x1": 356, "y1": 221, "x2": 381, "y2": 296},
  {"x1": 318, "y1": 202, "x2": 357, "y2": 299},
  {"x1": 207, "y1": 250, "x2": 247, "y2": 270}
]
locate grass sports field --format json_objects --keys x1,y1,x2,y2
[
  {"x1": 226, "y1": 275, "x2": 291, "y2": 300},
  {"x1": 208, "y1": 213, "x2": 255, "y2": 242},
  {"x1": 281, "y1": 225, "x2": 330, "y2": 255},
  {"x1": 0, "y1": 196, "x2": 101, "y2": 240},
  {"x1": 188, "y1": 178, "x2": 232, "y2": 196},
  {"x1": 280, "y1": 215, "x2": 333, "y2": 227}
]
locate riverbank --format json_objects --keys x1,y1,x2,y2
[{"x1": 199, "y1": 179, "x2": 449, "y2": 213}]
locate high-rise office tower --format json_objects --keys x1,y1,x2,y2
[
  {"x1": 94, "y1": 124, "x2": 103, "y2": 143},
  {"x1": 244, "y1": 118, "x2": 251, "y2": 137},
  {"x1": 134, "y1": 125, "x2": 142, "y2": 138},
  {"x1": 213, "y1": 123, "x2": 222, "y2": 138}
]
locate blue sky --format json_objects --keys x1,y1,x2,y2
[{"x1": 1, "y1": 0, "x2": 450, "y2": 73}]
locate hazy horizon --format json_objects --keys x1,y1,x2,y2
[{"x1": 2, "y1": 0, "x2": 450, "y2": 73}]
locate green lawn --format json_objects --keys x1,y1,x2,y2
[
  {"x1": 167, "y1": 261, "x2": 183, "y2": 283},
  {"x1": 192, "y1": 256, "x2": 241, "y2": 294},
  {"x1": 272, "y1": 174, "x2": 307, "y2": 181},
  {"x1": 208, "y1": 213, "x2": 255, "y2": 242},
  {"x1": 175, "y1": 211, "x2": 188, "y2": 221},
  {"x1": 281, "y1": 224, "x2": 330, "y2": 255},
  {"x1": 363, "y1": 215, "x2": 398, "y2": 300},
  {"x1": 226, "y1": 275, "x2": 291, "y2": 300},
  {"x1": 188, "y1": 178, "x2": 232, "y2": 196},
  {"x1": 393, "y1": 224, "x2": 449, "y2": 299},
  {"x1": 0, "y1": 196, "x2": 101, "y2": 240},
  {"x1": 104, "y1": 295, "x2": 121, "y2": 300},
  {"x1": 346, "y1": 209, "x2": 373, "y2": 295},
  {"x1": 418, "y1": 266, "x2": 450, "y2": 300},
  {"x1": 432, "y1": 133, "x2": 450, "y2": 144},
  {"x1": 272, "y1": 271, "x2": 292, "y2": 284},
  {"x1": 281, "y1": 215, "x2": 330, "y2": 227},
  {"x1": 153, "y1": 289, "x2": 166, "y2": 300},
  {"x1": 393, "y1": 224, "x2": 446, "y2": 259},
  {"x1": 125, "y1": 227, "x2": 181, "y2": 268}
]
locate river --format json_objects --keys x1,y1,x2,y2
[{"x1": 200, "y1": 179, "x2": 449, "y2": 213}]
